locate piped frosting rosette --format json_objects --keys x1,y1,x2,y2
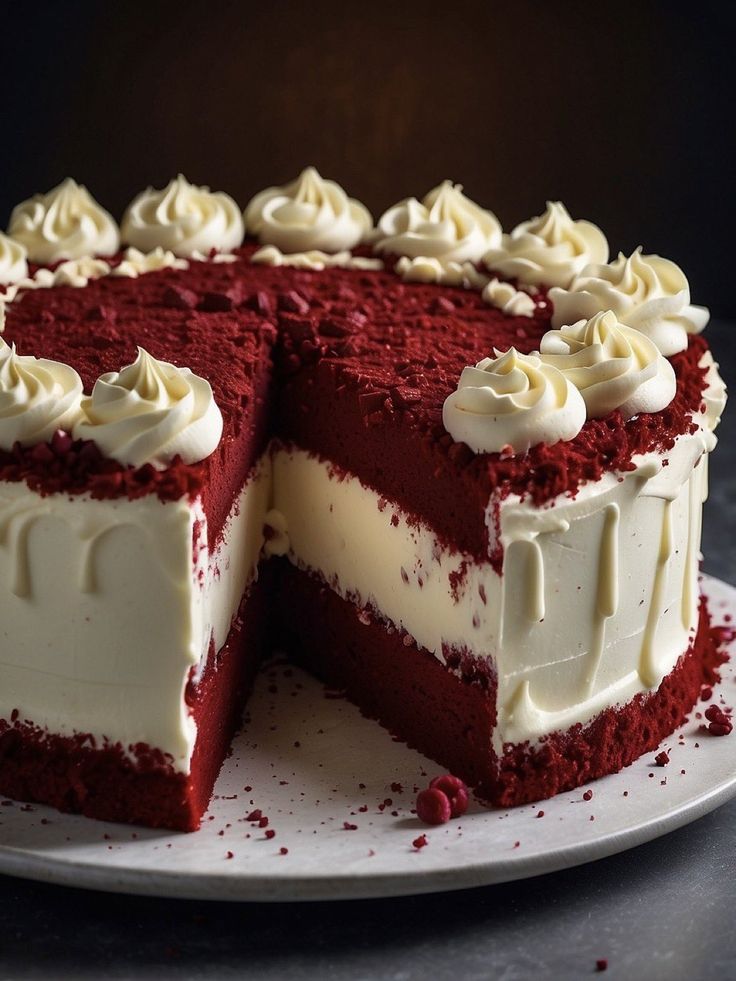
[
  {"x1": 7, "y1": 178, "x2": 120, "y2": 264},
  {"x1": 374, "y1": 181, "x2": 501, "y2": 263},
  {"x1": 121, "y1": 175, "x2": 244, "y2": 257},
  {"x1": 442, "y1": 347, "x2": 586, "y2": 454},
  {"x1": 0, "y1": 337, "x2": 83, "y2": 449},
  {"x1": 548, "y1": 248, "x2": 709, "y2": 357},
  {"x1": 539, "y1": 310, "x2": 676, "y2": 419},
  {"x1": 73, "y1": 348, "x2": 223, "y2": 469},
  {"x1": 483, "y1": 201, "x2": 608, "y2": 288},
  {"x1": 0, "y1": 232, "x2": 29, "y2": 286},
  {"x1": 244, "y1": 167, "x2": 372, "y2": 253}
]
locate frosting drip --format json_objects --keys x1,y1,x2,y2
[
  {"x1": 244, "y1": 167, "x2": 372, "y2": 253},
  {"x1": 73, "y1": 348, "x2": 223, "y2": 469},
  {"x1": 375, "y1": 181, "x2": 501, "y2": 263},
  {"x1": 121, "y1": 175, "x2": 244, "y2": 257},
  {"x1": 7, "y1": 179, "x2": 120, "y2": 264},
  {"x1": 0, "y1": 337, "x2": 83, "y2": 449},
  {"x1": 0, "y1": 232, "x2": 28, "y2": 286},
  {"x1": 442, "y1": 347, "x2": 586, "y2": 454},
  {"x1": 549, "y1": 248, "x2": 710, "y2": 357},
  {"x1": 483, "y1": 201, "x2": 608, "y2": 288},
  {"x1": 539, "y1": 310, "x2": 676, "y2": 419}
]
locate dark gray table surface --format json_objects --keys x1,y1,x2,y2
[{"x1": 1, "y1": 323, "x2": 734, "y2": 981}]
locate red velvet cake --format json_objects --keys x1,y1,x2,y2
[{"x1": 0, "y1": 173, "x2": 727, "y2": 830}]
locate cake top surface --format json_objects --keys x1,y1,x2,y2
[
  {"x1": 0, "y1": 172, "x2": 717, "y2": 559},
  {"x1": 1, "y1": 244, "x2": 709, "y2": 485}
]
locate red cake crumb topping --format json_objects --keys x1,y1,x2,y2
[
  {"x1": 654, "y1": 751, "x2": 670, "y2": 766},
  {"x1": 416, "y1": 774, "x2": 469, "y2": 824},
  {"x1": 582, "y1": 789, "x2": 593, "y2": 801},
  {"x1": 416, "y1": 787, "x2": 452, "y2": 825},
  {"x1": 428, "y1": 774, "x2": 470, "y2": 817},
  {"x1": 596, "y1": 958, "x2": 608, "y2": 972},
  {"x1": 704, "y1": 704, "x2": 733, "y2": 736},
  {"x1": 0, "y1": 436, "x2": 206, "y2": 505},
  {"x1": 412, "y1": 834, "x2": 429, "y2": 849}
]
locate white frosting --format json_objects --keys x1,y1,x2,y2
[
  {"x1": 7, "y1": 179, "x2": 120, "y2": 264},
  {"x1": 483, "y1": 201, "x2": 608, "y2": 288},
  {"x1": 539, "y1": 310, "x2": 676, "y2": 419},
  {"x1": 0, "y1": 248, "x2": 189, "y2": 306},
  {"x1": 121, "y1": 175, "x2": 244, "y2": 258},
  {"x1": 443, "y1": 347, "x2": 586, "y2": 454},
  {"x1": 244, "y1": 167, "x2": 372, "y2": 253},
  {"x1": 251, "y1": 244, "x2": 383, "y2": 271},
  {"x1": 110, "y1": 246, "x2": 189, "y2": 279},
  {"x1": 73, "y1": 348, "x2": 223, "y2": 469},
  {"x1": 549, "y1": 248, "x2": 710, "y2": 357},
  {"x1": 191, "y1": 251, "x2": 239, "y2": 264},
  {"x1": 0, "y1": 232, "x2": 28, "y2": 286},
  {"x1": 0, "y1": 459, "x2": 271, "y2": 770},
  {"x1": 375, "y1": 181, "x2": 501, "y2": 263},
  {"x1": 482, "y1": 278, "x2": 536, "y2": 317},
  {"x1": 0, "y1": 338, "x2": 83, "y2": 449},
  {"x1": 52, "y1": 257, "x2": 111, "y2": 288},
  {"x1": 394, "y1": 255, "x2": 490, "y2": 289}
]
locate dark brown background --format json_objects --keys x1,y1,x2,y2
[{"x1": 3, "y1": 1, "x2": 734, "y2": 314}]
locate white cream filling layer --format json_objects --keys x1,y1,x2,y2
[{"x1": 0, "y1": 456, "x2": 271, "y2": 771}]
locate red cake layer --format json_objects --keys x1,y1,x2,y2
[
  {"x1": 0, "y1": 578, "x2": 268, "y2": 832},
  {"x1": 2, "y1": 246, "x2": 710, "y2": 562},
  {"x1": 275, "y1": 562, "x2": 726, "y2": 805}
]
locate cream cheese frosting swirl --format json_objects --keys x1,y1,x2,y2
[
  {"x1": 122, "y1": 175, "x2": 244, "y2": 257},
  {"x1": 548, "y1": 248, "x2": 709, "y2": 357},
  {"x1": 539, "y1": 310, "x2": 676, "y2": 419},
  {"x1": 483, "y1": 201, "x2": 608, "y2": 288},
  {"x1": 0, "y1": 337, "x2": 83, "y2": 449},
  {"x1": 442, "y1": 347, "x2": 586, "y2": 454},
  {"x1": 73, "y1": 348, "x2": 223, "y2": 469},
  {"x1": 7, "y1": 179, "x2": 120, "y2": 265},
  {"x1": 244, "y1": 167, "x2": 372, "y2": 253},
  {"x1": 374, "y1": 181, "x2": 501, "y2": 263},
  {"x1": 0, "y1": 232, "x2": 29, "y2": 286}
]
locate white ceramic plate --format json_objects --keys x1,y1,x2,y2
[{"x1": 1, "y1": 574, "x2": 734, "y2": 902}]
